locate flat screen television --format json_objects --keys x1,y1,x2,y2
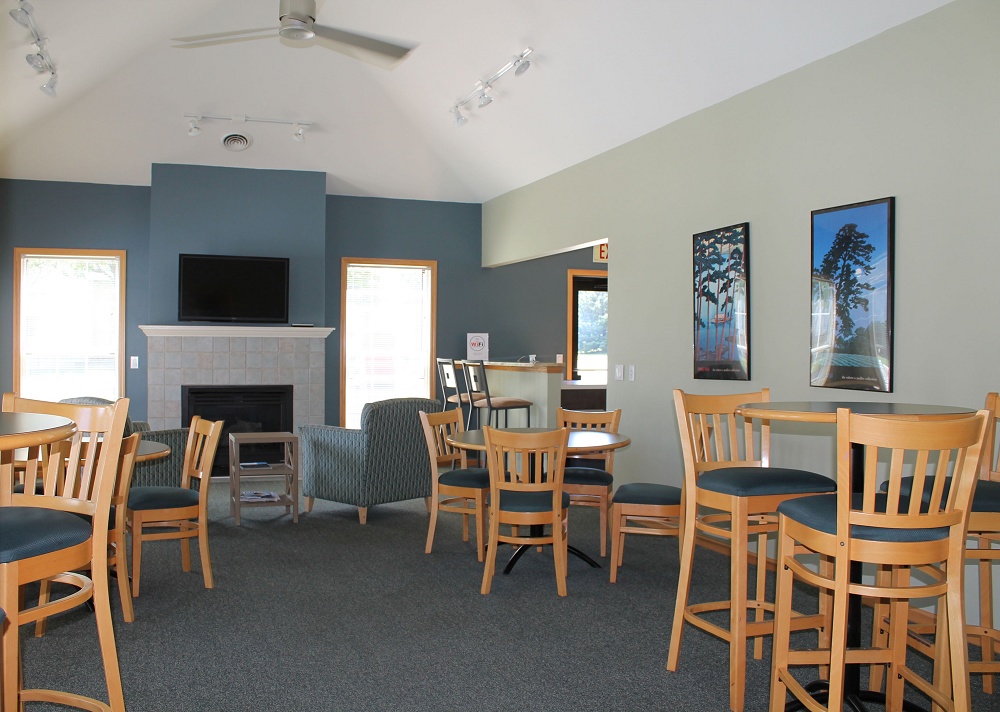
[{"x1": 178, "y1": 253, "x2": 289, "y2": 323}]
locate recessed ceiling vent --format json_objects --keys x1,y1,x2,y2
[{"x1": 220, "y1": 132, "x2": 253, "y2": 151}]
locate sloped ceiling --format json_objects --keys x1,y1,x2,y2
[{"x1": 0, "y1": 0, "x2": 953, "y2": 203}]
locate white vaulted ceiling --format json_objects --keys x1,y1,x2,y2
[{"x1": 0, "y1": 0, "x2": 953, "y2": 203}]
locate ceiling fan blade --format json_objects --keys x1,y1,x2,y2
[
  {"x1": 311, "y1": 24, "x2": 414, "y2": 68},
  {"x1": 173, "y1": 31, "x2": 280, "y2": 49},
  {"x1": 172, "y1": 26, "x2": 277, "y2": 45}
]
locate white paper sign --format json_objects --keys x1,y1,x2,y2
[{"x1": 466, "y1": 333, "x2": 489, "y2": 361}]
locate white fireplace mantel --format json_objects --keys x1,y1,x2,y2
[{"x1": 139, "y1": 325, "x2": 335, "y2": 339}]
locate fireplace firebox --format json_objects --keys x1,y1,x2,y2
[{"x1": 181, "y1": 385, "x2": 293, "y2": 477}]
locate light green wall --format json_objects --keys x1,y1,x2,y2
[
  {"x1": 484, "y1": 0, "x2": 1000, "y2": 487},
  {"x1": 484, "y1": 0, "x2": 1000, "y2": 622}
]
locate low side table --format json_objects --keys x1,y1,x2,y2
[{"x1": 228, "y1": 432, "x2": 299, "y2": 526}]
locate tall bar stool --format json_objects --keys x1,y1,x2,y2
[
  {"x1": 461, "y1": 360, "x2": 532, "y2": 430},
  {"x1": 668, "y1": 388, "x2": 835, "y2": 712},
  {"x1": 770, "y1": 408, "x2": 990, "y2": 712}
]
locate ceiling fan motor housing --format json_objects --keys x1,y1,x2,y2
[{"x1": 279, "y1": 0, "x2": 316, "y2": 40}]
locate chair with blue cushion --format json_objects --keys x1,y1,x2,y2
[
  {"x1": 419, "y1": 408, "x2": 490, "y2": 561},
  {"x1": 0, "y1": 394, "x2": 130, "y2": 712},
  {"x1": 874, "y1": 391, "x2": 1000, "y2": 696},
  {"x1": 770, "y1": 408, "x2": 990, "y2": 712},
  {"x1": 299, "y1": 398, "x2": 441, "y2": 524},
  {"x1": 667, "y1": 388, "x2": 836, "y2": 712},
  {"x1": 481, "y1": 426, "x2": 570, "y2": 596},
  {"x1": 126, "y1": 415, "x2": 224, "y2": 597},
  {"x1": 557, "y1": 407, "x2": 621, "y2": 558},
  {"x1": 609, "y1": 482, "x2": 682, "y2": 583}
]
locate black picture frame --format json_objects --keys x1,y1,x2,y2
[
  {"x1": 693, "y1": 222, "x2": 749, "y2": 380},
  {"x1": 810, "y1": 197, "x2": 895, "y2": 392}
]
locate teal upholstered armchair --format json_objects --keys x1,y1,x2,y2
[{"x1": 299, "y1": 397, "x2": 441, "y2": 524}]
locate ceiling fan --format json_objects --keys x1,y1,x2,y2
[{"x1": 171, "y1": 0, "x2": 414, "y2": 69}]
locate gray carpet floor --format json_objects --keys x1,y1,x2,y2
[{"x1": 16, "y1": 480, "x2": 997, "y2": 711}]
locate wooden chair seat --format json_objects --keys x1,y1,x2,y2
[{"x1": 609, "y1": 482, "x2": 682, "y2": 583}]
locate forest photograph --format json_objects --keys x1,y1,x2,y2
[
  {"x1": 810, "y1": 197, "x2": 894, "y2": 391},
  {"x1": 693, "y1": 222, "x2": 749, "y2": 380}
]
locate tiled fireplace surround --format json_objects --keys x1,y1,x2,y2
[{"x1": 139, "y1": 326, "x2": 334, "y2": 432}]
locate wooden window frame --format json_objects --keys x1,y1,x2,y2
[
  {"x1": 566, "y1": 268, "x2": 608, "y2": 381},
  {"x1": 339, "y1": 257, "x2": 438, "y2": 427},
  {"x1": 13, "y1": 247, "x2": 127, "y2": 398}
]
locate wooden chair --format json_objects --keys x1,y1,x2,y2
[
  {"x1": 461, "y1": 360, "x2": 532, "y2": 430},
  {"x1": 557, "y1": 407, "x2": 621, "y2": 558},
  {"x1": 872, "y1": 392, "x2": 1000, "y2": 697},
  {"x1": 667, "y1": 389, "x2": 835, "y2": 712},
  {"x1": 126, "y1": 416, "x2": 224, "y2": 596},
  {"x1": 608, "y1": 482, "x2": 682, "y2": 583},
  {"x1": 0, "y1": 394, "x2": 130, "y2": 712},
  {"x1": 419, "y1": 408, "x2": 490, "y2": 561},
  {"x1": 770, "y1": 408, "x2": 990, "y2": 712},
  {"x1": 34, "y1": 432, "x2": 142, "y2": 636},
  {"x1": 480, "y1": 426, "x2": 570, "y2": 596}
]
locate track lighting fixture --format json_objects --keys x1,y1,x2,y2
[
  {"x1": 449, "y1": 47, "x2": 533, "y2": 126},
  {"x1": 39, "y1": 72, "x2": 57, "y2": 97},
  {"x1": 9, "y1": 1, "x2": 58, "y2": 96},
  {"x1": 182, "y1": 113, "x2": 313, "y2": 145}
]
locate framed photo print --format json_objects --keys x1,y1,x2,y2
[
  {"x1": 693, "y1": 222, "x2": 749, "y2": 380},
  {"x1": 810, "y1": 197, "x2": 894, "y2": 392}
]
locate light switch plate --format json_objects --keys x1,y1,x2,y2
[
  {"x1": 628, "y1": 365, "x2": 635, "y2": 381},
  {"x1": 130, "y1": 356, "x2": 139, "y2": 369},
  {"x1": 614, "y1": 364, "x2": 624, "y2": 381}
]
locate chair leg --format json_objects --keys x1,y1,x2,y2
[
  {"x1": 824, "y1": 551, "x2": 852, "y2": 711},
  {"x1": 481, "y1": 514, "x2": 500, "y2": 595},
  {"x1": 304, "y1": 496, "x2": 315, "y2": 513},
  {"x1": 598, "y1": 490, "x2": 610, "y2": 558},
  {"x1": 886, "y1": 567, "x2": 910, "y2": 709},
  {"x1": 474, "y1": 492, "x2": 486, "y2": 563},
  {"x1": 769, "y1": 526, "x2": 795, "y2": 711},
  {"x1": 114, "y1": 523, "x2": 135, "y2": 623},
  {"x1": 1, "y1": 562, "x2": 21, "y2": 712},
  {"x1": 609, "y1": 504, "x2": 622, "y2": 583},
  {"x1": 425, "y1": 496, "x2": 439, "y2": 555},
  {"x1": 91, "y1": 556, "x2": 126, "y2": 712},
  {"x1": 729, "y1": 500, "x2": 749, "y2": 712},
  {"x1": 358, "y1": 507, "x2": 368, "y2": 525},
  {"x1": 180, "y1": 523, "x2": 192, "y2": 573},
  {"x1": 198, "y1": 515, "x2": 214, "y2": 589},
  {"x1": 130, "y1": 515, "x2": 143, "y2": 597},
  {"x1": 34, "y1": 579, "x2": 51, "y2": 637},
  {"x1": 946, "y1": 552, "x2": 973, "y2": 711},
  {"x1": 667, "y1": 498, "x2": 698, "y2": 671},
  {"x1": 553, "y1": 509, "x2": 568, "y2": 597},
  {"x1": 869, "y1": 564, "x2": 891, "y2": 692},
  {"x1": 752, "y1": 529, "x2": 767, "y2": 661},
  {"x1": 979, "y1": 536, "x2": 996, "y2": 693}
]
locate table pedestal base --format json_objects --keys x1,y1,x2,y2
[{"x1": 502, "y1": 542, "x2": 601, "y2": 574}]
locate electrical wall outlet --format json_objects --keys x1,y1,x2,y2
[
  {"x1": 130, "y1": 356, "x2": 139, "y2": 369},
  {"x1": 614, "y1": 364, "x2": 624, "y2": 381}
]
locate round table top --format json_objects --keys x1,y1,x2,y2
[
  {"x1": 137, "y1": 439, "x2": 171, "y2": 463},
  {"x1": 735, "y1": 401, "x2": 975, "y2": 424},
  {"x1": 447, "y1": 427, "x2": 631, "y2": 453},
  {"x1": 0, "y1": 412, "x2": 77, "y2": 450}
]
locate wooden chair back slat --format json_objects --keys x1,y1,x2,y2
[
  {"x1": 674, "y1": 389, "x2": 771, "y2": 484},
  {"x1": 557, "y1": 408, "x2": 621, "y2": 472},
  {"x1": 483, "y1": 426, "x2": 568, "y2": 507},
  {"x1": 420, "y1": 408, "x2": 469, "y2": 470},
  {"x1": 837, "y1": 407, "x2": 989, "y2": 535}
]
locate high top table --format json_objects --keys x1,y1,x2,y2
[
  {"x1": 446, "y1": 427, "x2": 631, "y2": 572},
  {"x1": 734, "y1": 400, "x2": 974, "y2": 712}
]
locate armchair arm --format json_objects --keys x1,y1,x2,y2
[{"x1": 298, "y1": 425, "x2": 368, "y2": 506}]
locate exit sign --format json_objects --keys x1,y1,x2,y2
[{"x1": 593, "y1": 243, "x2": 608, "y2": 263}]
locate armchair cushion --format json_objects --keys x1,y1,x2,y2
[{"x1": 299, "y1": 398, "x2": 442, "y2": 511}]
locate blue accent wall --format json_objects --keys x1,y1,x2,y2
[
  {"x1": 0, "y1": 178, "x2": 151, "y2": 416},
  {"x1": 149, "y1": 164, "x2": 327, "y2": 326},
  {"x1": 1, "y1": 170, "x2": 603, "y2": 425}
]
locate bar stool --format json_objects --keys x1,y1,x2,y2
[
  {"x1": 461, "y1": 360, "x2": 532, "y2": 430},
  {"x1": 668, "y1": 388, "x2": 836, "y2": 712}
]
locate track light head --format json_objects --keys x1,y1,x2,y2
[
  {"x1": 9, "y1": 1, "x2": 33, "y2": 27},
  {"x1": 39, "y1": 72, "x2": 57, "y2": 97},
  {"x1": 292, "y1": 123, "x2": 305, "y2": 142},
  {"x1": 477, "y1": 83, "x2": 493, "y2": 108},
  {"x1": 187, "y1": 119, "x2": 201, "y2": 136},
  {"x1": 452, "y1": 107, "x2": 467, "y2": 127}
]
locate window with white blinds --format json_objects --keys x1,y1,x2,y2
[
  {"x1": 14, "y1": 248, "x2": 125, "y2": 400},
  {"x1": 341, "y1": 259, "x2": 436, "y2": 428}
]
